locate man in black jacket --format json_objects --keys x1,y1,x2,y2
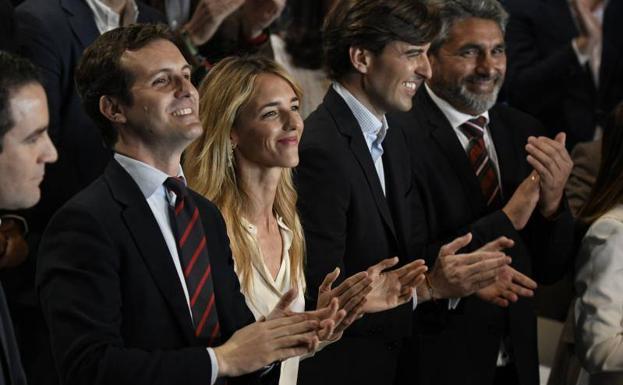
[
  {"x1": 0, "y1": 51, "x2": 57, "y2": 385},
  {"x1": 392, "y1": 1, "x2": 575, "y2": 384}
]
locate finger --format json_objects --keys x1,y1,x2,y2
[
  {"x1": 439, "y1": 233, "x2": 472, "y2": 257},
  {"x1": 394, "y1": 259, "x2": 426, "y2": 278},
  {"x1": 265, "y1": 313, "x2": 310, "y2": 329},
  {"x1": 510, "y1": 269, "x2": 538, "y2": 290},
  {"x1": 527, "y1": 137, "x2": 566, "y2": 174},
  {"x1": 318, "y1": 267, "x2": 340, "y2": 294},
  {"x1": 501, "y1": 289, "x2": 519, "y2": 303},
  {"x1": 334, "y1": 272, "x2": 371, "y2": 299},
  {"x1": 526, "y1": 155, "x2": 555, "y2": 183},
  {"x1": 367, "y1": 257, "x2": 399, "y2": 275},
  {"x1": 273, "y1": 288, "x2": 298, "y2": 313},
  {"x1": 526, "y1": 144, "x2": 559, "y2": 180},
  {"x1": 272, "y1": 319, "x2": 321, "y2": 338},
  {"x1": 273, "y1": 331, "x2": 319, "y2": 350},
  {"x1": 398, "y1": 265, "x2": 428, "y2": 287},
  {"x1": 459, "y1": 251, "x2": 508, "y2": 266},
  {"x1": 491, "y1": 297, "x2": 510, "y2": 308},
  {"x1": 341, "y1": 285, "x2": 372, "y2": 313},
  {"x1": 479, "y1": 236, "x2": 515, "y2": 252},
  {"x1": 509, "y1": 282, "x2": 534, "y2": 298},
  {"x1": 464, "y1": 255, "x2": 510, "y2": 278}
]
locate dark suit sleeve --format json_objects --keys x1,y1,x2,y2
[
  {"x1": 37, "y1": 204, "x2": 215, "y2": 385},
  {"x1": 295, "y1": 144, "x2": 350, "y2": 306},
  {"x1": 505, "y1": 1, "x2": 585, "y2": 117}
]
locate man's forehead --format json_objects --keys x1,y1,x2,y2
[{"x1": 119, "y1": 39, "x2": 189, "y2": 76}]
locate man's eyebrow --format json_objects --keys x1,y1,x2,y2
[{"x1": 23, "y1": 126, "x2": 48, "y2": 142}]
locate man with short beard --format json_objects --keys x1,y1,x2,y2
[{"x1": 391, "y1": 1, "x2": 576, "y2": 385}]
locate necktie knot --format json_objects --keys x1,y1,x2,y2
[
  {"x1": 460, "y1": 116, "x2": 487, "y2": 140},
  {"x1": 164, "y1": 176, "x2": 187, "y2": 199}
]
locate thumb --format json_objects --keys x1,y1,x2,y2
[
  {"x1": 274, "y1": 287, "x2": 298, "y2": 312},
  {"x1": 555, "y1": 132, "x2": 566, "y2": 146},
  {"x1": 368, "y1": 257, "x2": 399, "y2": 275},
  {"x1": 318, "y1": 267, "x2": 340, "y2": 294},
  {"x1": 439, "y1": 233, "x2": 472, "y2": 256}
]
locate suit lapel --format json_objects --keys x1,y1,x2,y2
[
  {"x1": 419, "y1": 89, "x2": 487, "y2": 212},
  {"x1": 324, "y1": 89, "x2": 397, "y2": 240},
  {"x1": 104, "y1": 161, "x2": 196, "y2": 344},
  {"x1": 61, "y1": 0, "x2": 100, "y2": 50}
]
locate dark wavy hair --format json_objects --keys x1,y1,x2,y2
[
  {"x1": 322, "y1": 0, "x2": 441, "y2": 80},
  {"x1": 0, "y1": 51, "x2": 42, "y2": 153},
  {"x1": 579, "y1": 102, "x2": 623, "y2": 224},
  {"x1": 75, "y1": 23, "x2": 183, "y2": 148}
]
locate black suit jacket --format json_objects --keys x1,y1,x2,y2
[
  {"x1": 37, "y1": 160, "x2": 266, "y2": 385},
  {"x1": 391, "y1": 88, "x2": 575, "y2": 385},
  {"x1": 295, "y1": 88, "x2": 416, "y2": 385},
  {"x1": 0, "y1": 284, "x2": 26, "y2": 385},
  {"x1": 504, "y1": 0, "x2": 623, "y2": 149}
]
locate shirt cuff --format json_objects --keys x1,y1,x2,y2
[
  {"x1": 412, "y1": 289, "x2": 418, "y2": 311},
  {"x1": 571, "y1": 38, "x2": 591, "y2": 66},
  {"x1": 448, "y1": 298, "x2": 460, "y2": 310},
  {"x1": 207, "y1": 347, "x2": 219, "y2": 385}
]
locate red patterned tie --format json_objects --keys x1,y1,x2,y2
[
  {"x1": 164, "y1": 177, "x2": 220, "y2": 344},
  {"x1": 459, "y1": 117, "x2": 501, "y2": 207}
]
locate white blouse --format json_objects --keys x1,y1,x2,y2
[
  {"x1": 575, "y1": 204, "x2": 623, "y2": 383},
  {"x1": 236, "y1": 216, "x2": 306, "y2": 385}
]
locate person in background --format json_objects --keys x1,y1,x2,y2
[
  {"x1": 575, "y1": 102, "x2": 623, "y2": 385},
  {"x1": 504, "y1": 0, "x2": 623, "y2": 150},
  {"x1": 0, "y1": 51, "x2": 57, "y2": 385},
  {"x1": 270, "y1": 0, "x2": 336, "y2": 118}
]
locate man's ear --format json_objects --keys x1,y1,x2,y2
[
  {"x1": 349, "y1": 46, "x2": 373, "y2": 75},
  {"x1": 99, "y1": 95, "x2": 127, "y2": 124}
]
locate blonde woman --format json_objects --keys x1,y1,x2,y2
[{"x1": 184, "y1": 56, "x2": 381, "y2": 385}]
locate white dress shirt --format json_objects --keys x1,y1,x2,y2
[
  {"x1": 114, "y1": 153, "x2": 220, "y2": 385},
  {"x1": 85, "y1": 0, "x2": 139, "y2": 34},
  {"x1": 333, "y1": 82, "x2": 388, "y2": 195},
  {"x1": 426, "y1": 84, "x2": 502, "y2": 190},
  {"x1": 575, "y1": 204, "x2": 623, "y2": 379},
  {"x1": 238, "y1": 216, "x2": 305, "y2": 385}
]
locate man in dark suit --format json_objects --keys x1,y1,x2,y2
[
  {"x1": 36, "y1": 23, "x2": 330, "y2": 385},
  {"x1": 296, "y1": 1, "x2": 528, "y2": 384},
  {"x1": 0, "y1": 51, "x2": 58, "y2": 385},
  {"x1": 7, "y1": 2, "x2": 164, "y2": 383},
  {"x1": 504, "y1": 0, "x2": 623, "y2": 149},
  {"x1": 392, "y1": 1, "x2": 576, "y2": 384}
]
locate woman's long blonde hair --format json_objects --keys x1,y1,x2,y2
[{"x1": 184, "y1": 56, "x2": 305, "y2": 295}]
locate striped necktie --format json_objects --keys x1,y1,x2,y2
[
  {"x1": 164, "y1": 177, "x2": 220, "y2": 344},
  {"x1": 459, "y1": 117, "x2": 501, "y2": 207}
]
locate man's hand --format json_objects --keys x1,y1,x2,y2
[
  {"x1": 526, "y1": 133, "x2": 573, "y2": 218},
  {"x1": 240, "y1": 0, "x2": 286, "y2": 39},
  {"x1": 477, "y1": 266, "x2": 537, "y2": 307},
  {"x1": 316, "y1": 268, "x2": 372, "y2": 340},
  {"x1": 213, "y1": 313, "x2": 320, "y2": 377},
  {"x1": 361, "y1": 257, "x2": 427, "y2": 313},
  {"x1": 182, "y1": 0, "x2": 245, "y2": 46},
  {"x1": 502, "y1": 171, "x2": 541, "y2": 230},
  {"x1": 423, "y1": 234, "x2": 512, "y2": 300},
  {"x1": 572, "y1": 0, "x2": 603, "y2": 54}
]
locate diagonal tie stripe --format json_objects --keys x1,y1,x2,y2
[
  {"x1": 460, "y1": 117, "x2": 501, "y2": 207},
  {"x1": 164, "y1": 177, "x2": 220, "y2": 344}
]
